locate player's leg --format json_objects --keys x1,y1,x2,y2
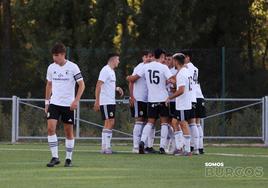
[
  {"x1": 196, "y1": 118, "x2": 204, "y2": 154},
  {"x1": 61, "y1": 106, "x2": 75, "y2": 167},
  {"x1": 133, "y1": 119, "x2": 144, "y2": 153},
  {"x1": 100, "y1": 105, "x2": 116, "y2": 154},
  {"x1": 171, "y1": 111, "x2": 184, "y2": 155},
  {"x1": 63, "y1": 123, "x2": 74, "y2": 167},
  {"x1": 196, "y1": 98, "x2": 206, "y2": 154},
  {"x1": 166, "y1": 102, "x2": 176, "y2": 153},
  {"x1": 159, "y1": 117, "x2": 169, "y2": 154},
  {"x1": 139, "y1": 102, "x2": 157, "y2": 154},
  {"x1": 103, "y1": 119, "x2": 115, "y2": 153},
  {"x1": 180, "y1": 121, "x2": 191, "y2": 156},
  {"x1": 179, "y1": 110, "x2": 192, "y2": 156},
  {"x1": 145, "y1": 124, "x2": 157, "y2": 154},
  {"x1": 139, "y1": 118, "x2": 155, "y2": 154},
  {"x1": 159, "y1": 102, "x2": 171, "y2": 154},
  {"x1": 188, "y1": 103, "x2": 199, "y2": 154},
  {"x1": 46, "y1": 104, "x2": 60, "y2": 167},
  {"x1": 145, "y1": 103, "x2": 157, "y2": 153},
  {"x1": 131, "y1": 101, "x2": 146, "y2": 153}
]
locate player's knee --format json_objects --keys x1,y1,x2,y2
[
  {"x1": 180, "y1": 122, "x2": 188, "y2": 129},
  {"x1": 47, "y1": 127, "x2": 56, "y2": 135}
]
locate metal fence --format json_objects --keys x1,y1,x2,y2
[{"x1": 0, "y1": 96, "x2": 267, "y2": 146}]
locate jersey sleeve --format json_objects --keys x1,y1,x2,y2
[
  {"x1": 136, "y1": 66, "x2": 145, "y2": 77},
  {"x1": 164, "y1": 66, "x2": 173, "y2": 79},
  {"x1": 98, "y1": 67, "x2": 109, "y2": 83},
  {"x1": 73, "y1": 64, "x2": 83, "y2": 82},
  {"x1": 177, "y1": 72, "x2": 188, "y2": 87},
  {"x1": 132, "y1": 65, "x2": 138, "y2": 76},
  {"x1": 46, "y1": 65, "x2": 52, "y2": 82}
]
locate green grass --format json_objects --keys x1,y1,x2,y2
[{"x1": 0, "y1": 143, "x2": 267, "y2": 188}]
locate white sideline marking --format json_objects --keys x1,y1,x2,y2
[
  {"x1": 0, "y1": 148, "x2": 131, "y2": 153},
  {"x1": 206, "y1": 152, "x2": 268, "y2": 158},
  {"x1": 0, "y1": 148, "x2": 268, "y2": 158}
]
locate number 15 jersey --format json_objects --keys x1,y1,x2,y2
[{"x1": 137, "y1": 61, "x2": 172, "y2": 103}]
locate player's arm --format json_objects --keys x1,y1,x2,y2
[
  {"x1": 94, "y1": 80, "x2": 103, "y2": 111},
  {"x1": 169, "y1": 86, "x2": 185, "y2": 100},
  {"x1": 116, "y1": 86, "x2": 124, "y2": 97},
  {"x1": 45, "y1": 81, "x2": 52, "y2": 113},
  {"x1": 165, "y1": 86, "x2": 185, "y2": 106},
  {"x1": 70, "y1": 80, "x2": 85, "y2": 111},
  {"x1": 167, "y1": 75, "x2": 176, "y2": 84},
  {"x1": 126, "y1": 74, "x2": 140, "y2": 82},
  {"x1": 128, "y1": 81, "x2": 135, "y2": 107}
]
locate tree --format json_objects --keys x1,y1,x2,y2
[{"x1": 0, "y1": 0, "x2": 12, "y2": 97}]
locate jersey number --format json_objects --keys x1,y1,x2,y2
[
  {"x1": 188, "y1": 77, "x2": 193, "y2": 91},
  {"x1": 148, "y1": 70, "x2": 160, "y2": 84}
]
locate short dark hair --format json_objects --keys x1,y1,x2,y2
[
  {"x1": 154, "y1": 48, "x2": 166, "y2": 59},
  {"x1": 181, "y1": 49, "x2": 192, "y2": 58},
  {"x1": 142, "y1": 50, "x2": 151, "y2": 56},
  {"x1": 51, "y1": 43, "x2": 66, "y2": 54},
  {"x1": 173, "y1": 53, "x2": 185, "y2": 65},
  {"x1": 107, "y1": 52, "x2": 119, "y2": 61},
  {"x1": 166, "y1": 53, "x2": 172, "y2": 57}
]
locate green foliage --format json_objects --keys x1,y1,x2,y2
[
  {"x1": 204, "y1": 100, "x2": 262, "y2": 137},
  {"x1": 228, "y1": 108, "x2": 261, "y2": 136},
  {"x1": 0, "y1": 0, "x2": 268, "y2": 98},
  {"x1": 0, "y1": 104, "x2": 11, "y2": 141},
  {"x1": 19, "y1": 104, "x2": 47, "y2": 137}
]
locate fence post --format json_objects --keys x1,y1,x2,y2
[
  {"x1": 16, "y1": 97, "x2": 20, "y2": 142},
  {"x1": 11, "y1": 96, "x2": 17, "y2": 144},
  {"x1": 66, "y1": 47, "x2": 70, "y2": 60},
  {"x1": 76, "y1": 101, "x2": 80, "y2": 138},
  {"x1": 264, "y1": 96, "x2": 268, "y2": 146},
  {"x1": 220, "y1": 46, "x2": 226, "y2": 136},
  {"x1": 201, "y1": 118, "x2": 205, "y2": 135},
  {"x1": 262, "y1": 97, "x2": 265, "y2": 142}
]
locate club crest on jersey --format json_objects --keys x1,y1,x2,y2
[
  {"x1": 53, "y1": 71, "x2": 57, "y2": 74},
  {"x1": 139, "y1": 111, "x2": 144, "y2": 116},
  {"x1": 65, "y1": 70, "x2": 69, "y2": 75},
  {"x1": 47, "y1": 112, "x2": 50, "y2": 118},
  {"x1": 202, "y1": 102, "x2": 205, "y2": 106},
  {"x1": 110, "y1": 112, "x2": 114, "y2": 117},
  {"x1": 58, "y1": 73, "x2": 64, "y2": 78}
]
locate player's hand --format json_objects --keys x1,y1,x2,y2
[
  {"x1": 94, "y1": 101, "x2": 100, "y2": 112},
  {"x1": 116, "y1": 87, "x2": 124, "y2": 97},
  {"x1": 45, "y1": 105, "x2": 49, "y2": 114},
  {"x1": 126, "y1": 75, "x2": 131, "y2": 82},
  {"x1": 165, "y1": 97, "x2": 170, "y2": 107},
  {"x1": 170, "y1": 84, "x2": 176, "y2": 93},
  {"x1": 129, "y1": 96, "x2": 136, "y2": 107},
  {"x1": 70, "y1": 100, "x2": 78, "y2": 111}
]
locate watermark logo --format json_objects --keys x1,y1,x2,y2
[{"x1": 204, "y1": 162, "x2": 264, "y2": 178}]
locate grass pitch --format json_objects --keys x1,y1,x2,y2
[{"x1": 0, "y1": 143, "x2": 267, "y2": 188}]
